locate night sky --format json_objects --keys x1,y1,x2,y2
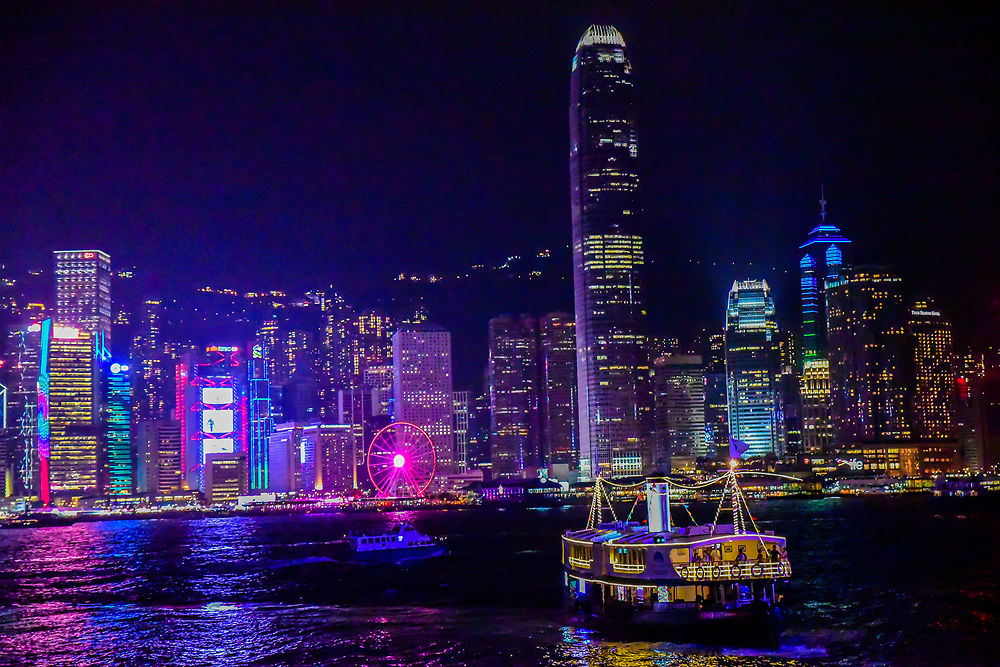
[{"x1": 1, "y1": 3, "x2": 996, "y2": 345}]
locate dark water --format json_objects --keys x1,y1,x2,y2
[{"x1": 1, "y1": 496, "x2": 997, "y2": 666}]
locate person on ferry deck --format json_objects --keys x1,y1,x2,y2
[
  {"x1": 769, "y1": 545, "x2": 780, "y2": 562},
  {"x1": 756, "y1": 547, "x2": 767, "y2": 564},
  {"x1": 736, "y1": 546, "x2": 748, "y2": 562},
  {"x1": 691, "y1": 551, "x2": 702, "y2": 563}
]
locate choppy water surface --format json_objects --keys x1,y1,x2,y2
[{"x1": 1, "y1": 496, "x2": 997, "y2": 666}]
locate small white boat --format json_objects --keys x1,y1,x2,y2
[{"x1": 349, "y1": 524, "x2": 447, "y2": 561}]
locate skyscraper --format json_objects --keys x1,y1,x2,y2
[
  {"x1": 908, "y1": 300, "x2": 954, "y2": 440},
  {"x1": 724, "y1": 281, "x2": 782, "y2": 458},
  {"x1": 652, "y1": 355, "x2": 707, "y2": 466},
  {"x1": 103, "y1": 361, "x2": 133, "y2": 496},
  {"x1": 540, "y1": 313, "x2": 578, "y2": 469},
  {"x1": 488, "y1": 315, "x2": 540, "y2": 478},
  {"x1": 247, "y1": 341, "x2": 273, "y2": 491},
  {"x1": 799, "y1": 191, "x2": 851, "y2": 365},
  {"x1": 453, "y1": 391, "x2": 470, "y2": 473},
  {"x1": 570, "y1": 25, "x2": 649, "y2": 478},
  {"x1": 392, "y1": 324, "x2": 455, "y2": 474},
  {"x1": 39, "y1": 321, "x2": 100, "y2": 502},
  {"x1": 826, "y1": 267, "x2": 911, "y2": 445},
  {"x1": 53, "y1": 250, "x2": 112, "y2": 345},
  {"x1": 703, "y1": 332, "x2": 729, "y2": 456},
  {"x1": 800, "y1": 358, "x2": 834, "y2": 454}
]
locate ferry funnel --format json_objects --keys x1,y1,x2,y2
[{"x1": 646, "y1": 481, "x2": 670, "y2": 532}]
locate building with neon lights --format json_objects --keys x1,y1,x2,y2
[
  {"x1": 799, "y1": 191, "x2": 851, "y2": 364},
  {"x1": 53, "y1": 250, "x2": 112, "y2": 344},
  {"x1": 908, "y1": 300, "x2": 954, "y2": 440},
  {"x1": 540, "y1": 313, "x2": 578, "y2": 470},
  {"x1": 570, "y1": 25, "x2": 650, "y2": 478},
  {"x1": 489, "y1": 315, "x2": 540, "y2": 478},
  {"x1": 247, "y1": 341, "x2": 273, "y2": 491},
  {"x1": 137, "y1": 420, "x2": 183, "y2": 495},
  {"x1": 724, "y1": 281, "x2": 783, "y2": 458},
  {"x1": 826, "y1": 267, "x2": 911, "y2": 446},
  {"x1": 102, "y1": 361, "x2": 132, "y2": 496},
  {"x1": 40, "y1": 322, "x2": 101, "y2": 501},
  {"x1": 652, "y1": 355, "x2": 707, "y2": 465},
  {"x1": 179, "y1": 345, "x2": 248, "y2": 492},
  {"x1": 392, "y1": 324, "x2": 454, "y2": 474},
  {"x1": 267, "y1": 421, "x2": 354, "y2": 493}
]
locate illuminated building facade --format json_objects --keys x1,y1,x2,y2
[
  {"x1": 800, "y1": 358, "x2": 834, "y2": 454},
  {"x1": 540, "y1": 313, "x2": 577, "y2": 469},
  {"x1": 204, "y1": 451, "x2": 247, "y2": 505},
  {"x1": 725, "y1": 281, "x2": 783, "y2": 457},
  {"x1": 392, "y1": 324, "x2": 454, "y2": 474},
  {"x1": 248, "y1": 341, "x2": 273, "y2": 491},
  {"x1": 826, "y1": 267, "x2": 911, "y2": 445},
  {"x1": 53, "y1": 250, "x2": 112, "y2": 344},
  {"x1": 652, "y1": 355, "x2": 707, "y2": 465},
  {"x1": 703, "y1": 333, "x2": 729, "y2": 455},
  {"x1": 453, "y1": 391, "x2": 470, "y2": 473},
  {"x1": 103, "y1": 361, "x2": 132, "y2": 496},
  {"x1": 908, "y1": 300, "x2": 954, "y2": 440},
  {"x1": 489, "y1": 315, "x2": 540, "y2": 478},
  {"x1": 799, "y1": 191, "x2": 851, "y2": 364},
  {"x1": 570, "y1": 25, "x2": 649, "y2": 478},
  {"x1": 41, "y1": 322, "x2": 100, "y2": 501},
  {"x1": 134, "y1": 299, "x2": 170, "y2": 422},
  {"x1": 137, "y1": 420, "x2": 183, "y2": 495},
  {"x1": 334, "y1": 310, "x2": 393, "y2": 389},
  {"x1": 180, "y1": 345, "x2": 248, "y2": 491}
]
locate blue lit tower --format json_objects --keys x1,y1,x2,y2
[
  {"x1": 570, "y1": 25, "x2": 650, "y2": 478},
  {"x1": 799, "y1": 188, "x2": 851, "y2": 364},
  {"x1": 725, "y1": 281, "x2": 783, "y2": 457},
  {"x1": 247, "y1": 341, "x2": 273, "y2": 491}
]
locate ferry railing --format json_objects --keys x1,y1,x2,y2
[
  {"x1": 567, "y1": 556, "x2": 593, "y2": 569},
  {"x1": 610, "y1": 562, "x2": 644, "y2": 574},
  {"x1": 675, "y1": 560, "x2": 791, "y2": 581}
]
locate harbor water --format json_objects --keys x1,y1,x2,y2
[{"x1": 1, "y1": 495, "x2": 997, "y2": 666}]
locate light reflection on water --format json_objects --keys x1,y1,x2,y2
[{"x1": 0, "y1": 497, "x2": 997, "y2": 665}]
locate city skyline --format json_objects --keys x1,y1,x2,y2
[{"x1": 1, "y1": 4, "x2": 996, "y2": 350}]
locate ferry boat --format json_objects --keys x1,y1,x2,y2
[
  {"x1": 562, "y1": 468, "x2": 791, "y2": 635},
  {"x1": 349, "y1": 524, "x2": 447, "y2": 561}
]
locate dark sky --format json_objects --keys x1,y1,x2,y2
[{"x1": 2, "y1": 2, "x2": 996, "y2": 344}]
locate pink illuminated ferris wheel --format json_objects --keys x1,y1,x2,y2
[{"x1": 367, "y1": 422, "x2": 437, "y2": 498}]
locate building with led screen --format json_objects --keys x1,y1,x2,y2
[
  {"x1": 179, "y1": 345, "x2": 248, "y2": 491},
  {"x1": 248, "y1": 341, "x2": 273, "y2": 491},
  {"x1": 103, "y1": 361, "x2": 132, "y2": 496},
  {"x1": 724, "y1": 281, "x2": 783, "y2": 457},
  {"x1": 38, "y1": 320, "x2": 100, "y2": 501},
  {"x1": 570, "y1": 25, "x2": 649, "y2": 478}
]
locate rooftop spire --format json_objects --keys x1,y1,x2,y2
[{"x1": 819, "y1": 184, "x2": 827, "y2": 223}]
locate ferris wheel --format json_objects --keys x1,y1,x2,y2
[{"x1": 366, "y1": 422, "x2": 437, "y2": 498}]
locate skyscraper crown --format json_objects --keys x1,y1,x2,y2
[{"x1": 576, "y1": 25, "x2": 626, "y2": 51}]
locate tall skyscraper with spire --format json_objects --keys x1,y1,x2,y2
[
  {"x1": 799, "y1": 189, "x2": 851, "y2": 364},
  {"x1": 569, "y1": 25, "x2": 649, "y2": 479}
]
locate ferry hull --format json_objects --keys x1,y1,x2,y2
[{"x1": 351, "y1": 544, "x2": 447, "y2": 562}]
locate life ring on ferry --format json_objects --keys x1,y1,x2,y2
[
  {"x1": 730, "y1": 564, "x2": 741, "y2": 578},
  {"x1": 694, "y1": 565, "x2": 707, "y2": 579},
  {"x1": 750, "y1": 564, "x2": 763, "y2": 577},
  {"x1": 711, "y1": 565, "x2": 722, "y2": 579}
]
